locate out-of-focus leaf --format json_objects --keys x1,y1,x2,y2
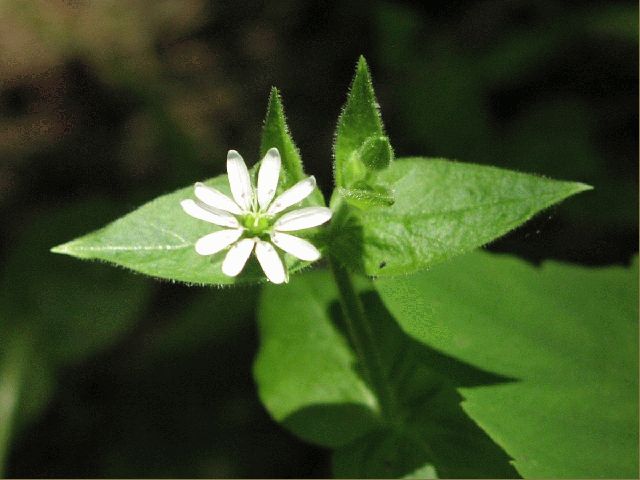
[
  {"x1": 334, "y1": 57, "x2": 387, "y2": 188},
  {"x1": 580, "y1": 4, "x2": 639, "y2": 41},
  {"x1": 137, "y1": 286, "x2": 259, "y2": 364},
  {"x1": 376, "y1": 251, "x2": 638, "y2": 478},
  {"x1": 331, "y1": 157, "x2": 591, "y2": 276},
  {"x1": 254, "y1": 269, "x2": 518, "y2": 478},
  {"x1": 0, "y1": 201, "x2": 152, "y2": 468},
  {"x1": 3, "y1": 202, "x2": 152, "y2": 366}
]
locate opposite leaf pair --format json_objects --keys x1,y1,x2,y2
[{"x1": 52, "y1": 56, "x2": 590, "y2": 286}]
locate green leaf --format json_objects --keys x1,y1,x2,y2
[
  {"x1": 260, "y1": 87, "x2": 305, "y2": 189},
  {"x1": 254, "y1": 269, "x2": 518, "y2": 478},
  {"x1": 331, "y1": 157, "x2": 591, "y2": 276},
  {"x1": 334, "y1": 57, "x2": 387, "y2": 188},
  {"x1": 51, "y1": 176, "x2": 319, "y2": 285},
  {"x1": 376, "y1": 251, "x2": 639, "y2": 478},
  {"x1": 357, "y1": 135, "x2": 394, "y2": 171},
  {"x1": 52, "y1": 89, "x2": 327, "y2": 285},
  {"x1": 338, "y1": 182, "x2": 395, "y2": 209},
  {"x1": 260, "y1": 87, "x2": 325, "y2": 206},
  {"x1": 341, "y1": 136, "x2": 394, "y2": 184}
]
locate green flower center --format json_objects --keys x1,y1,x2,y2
[{"x1": 242, "y1": 213, "x2": 272, "y2": 237}]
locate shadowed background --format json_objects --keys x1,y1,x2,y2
[{"x1": 0, "y1": 0, "x2": 637, "y2": 477}]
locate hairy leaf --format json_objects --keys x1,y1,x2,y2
[
  {"x1": 376, "y1": 251, "x2": 638, "y2": 478},
  {"x1": 260, "y1": 87, "x2": 306, "y2": 189},
  {"x1": 334, "y1": 57, "x2": 387, "y2": 188},
  {"x1": 254, "y1": 269, "x2": 518, "y2": 478},
  {"x1": 331, "y1": 157, "x2": 591, "y2": 276},
  {"x1": 260, "y1": 87, "x2": 325, "y2": 206},
  {"x1": 338, "y1": 182, "x2": 395, "y2": 209},
  {"x1": 51, "y1": 174, "x2": 326, "y2": 285},
  {"x1": 357, "y1": 135, "x2": 394, "y2": 171}
]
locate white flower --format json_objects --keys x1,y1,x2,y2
[{"x1": 181, "y1": 148, "x2": 332, "y2": 284}]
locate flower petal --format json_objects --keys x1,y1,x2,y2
[
  {"x1": 257, "y1": 148, "x2": 281, "y2": 210},
  {"x1": 194, "y1": 228, "x2": 244, "y2": 256},
  {"x1": 227, "y1": 150, "x2": 253, "y2": 211},
  {"x1": 255, "y1": 240, "x2": 287, "y2": 284},
  {"x1": 274, "y1": 207, "x2": 332, "y2": 232},
  {"x1": 267, "y1": 176, "x2": 316, "y2": 214},
  {"x1": 194, "y1": 182, "x2": 243, "y2": 215},
  {"x1": 181, "y1": 199, "x2": 241, "y2": 228},
  {"x1": 222, "y1": 238, "x2": 255, "y2": 277},
  {"x1": 271, "y1": 231, "x2": 321, "y2": 261}
]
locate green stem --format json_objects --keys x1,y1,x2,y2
[
  {"x1": 329, "y1": 257, "x2": 397, "y2": 420},
  {"x1": 0, "y1": 333, "x2": 28, "y2": 478}
]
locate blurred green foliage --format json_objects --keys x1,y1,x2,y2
[{"x1": 0, "y1": 0, "x2": 636, "y2": 477}]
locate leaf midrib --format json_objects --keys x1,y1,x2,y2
[{"x1": 366, "y1": 190, "x2": 576, "y2": 221}]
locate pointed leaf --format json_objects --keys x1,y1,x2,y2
[
  {"x1": 334, "y1": 57, "x2": 386, "y2": 187},
  {"x1": 51, "y1": 177, "x2": 312, "y2": 285},
  {"x1": 331, "y1": 157, "x2": 591, "y2": 276},
  {"x1": 376, "y1": 251, "x2": 638, "y2": 478},
  {"x1": 260, "y1": 87, "x2": 325, "y2": 205}
]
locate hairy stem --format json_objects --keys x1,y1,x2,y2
[{"x1": 329, "y1": 257, "x2": 397, "y2": 420}]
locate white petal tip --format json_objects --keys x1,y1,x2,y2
[
  {"x1": 274, "y1": 207, "x2": 332, "y2": 231},
  {"x1": 221, "y1": 238, "x2": 255, "y2": 277},
  {"x1": 271, "y1": 231, "x2": 321, "y2": 261},
  {"x1": 194, "y1": 229, "x2": 243, "y2": 256},
  {"x1": 255, "y1": 240, "x2": 287, "y2": 284}
]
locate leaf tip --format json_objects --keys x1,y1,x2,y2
[
  {"x1": 268, "y1": 86, "x2": 281, "y2": 103},
  {"x1": 266, "y1": 87, "x2": 283, "y2": 116},
  {"x1": 575, "y1": 182, "x2": 594, "y2": 193},
  {"x1": 563, "y1": 181, "x2": 593, "y2": 199},
  {"x1": 50, "y1": 242, "x2": 71, "y2": 255},
  {"x1": 354, "y1": 55, "x2": 372, "y2": 81}
]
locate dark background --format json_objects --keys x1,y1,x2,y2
[{"x1": 0, "y1": 0, "x2": 637, "y2": 477}]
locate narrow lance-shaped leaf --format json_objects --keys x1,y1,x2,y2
[
  {"x1": 260, "y1": 87, "x2": 305, "y2": 189},
  {"x1": 376, "y1": 251, "x2": 638, "y2": 478},
  {"x1": 334, "y1": 56, "x2": 389, "y2": 188},
  {"x1": 330, "y1": 157, "x2": 591, "y2": 276},
  {"x1": 260, "y1": 87, "x2": 325, "y2": 206}
]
